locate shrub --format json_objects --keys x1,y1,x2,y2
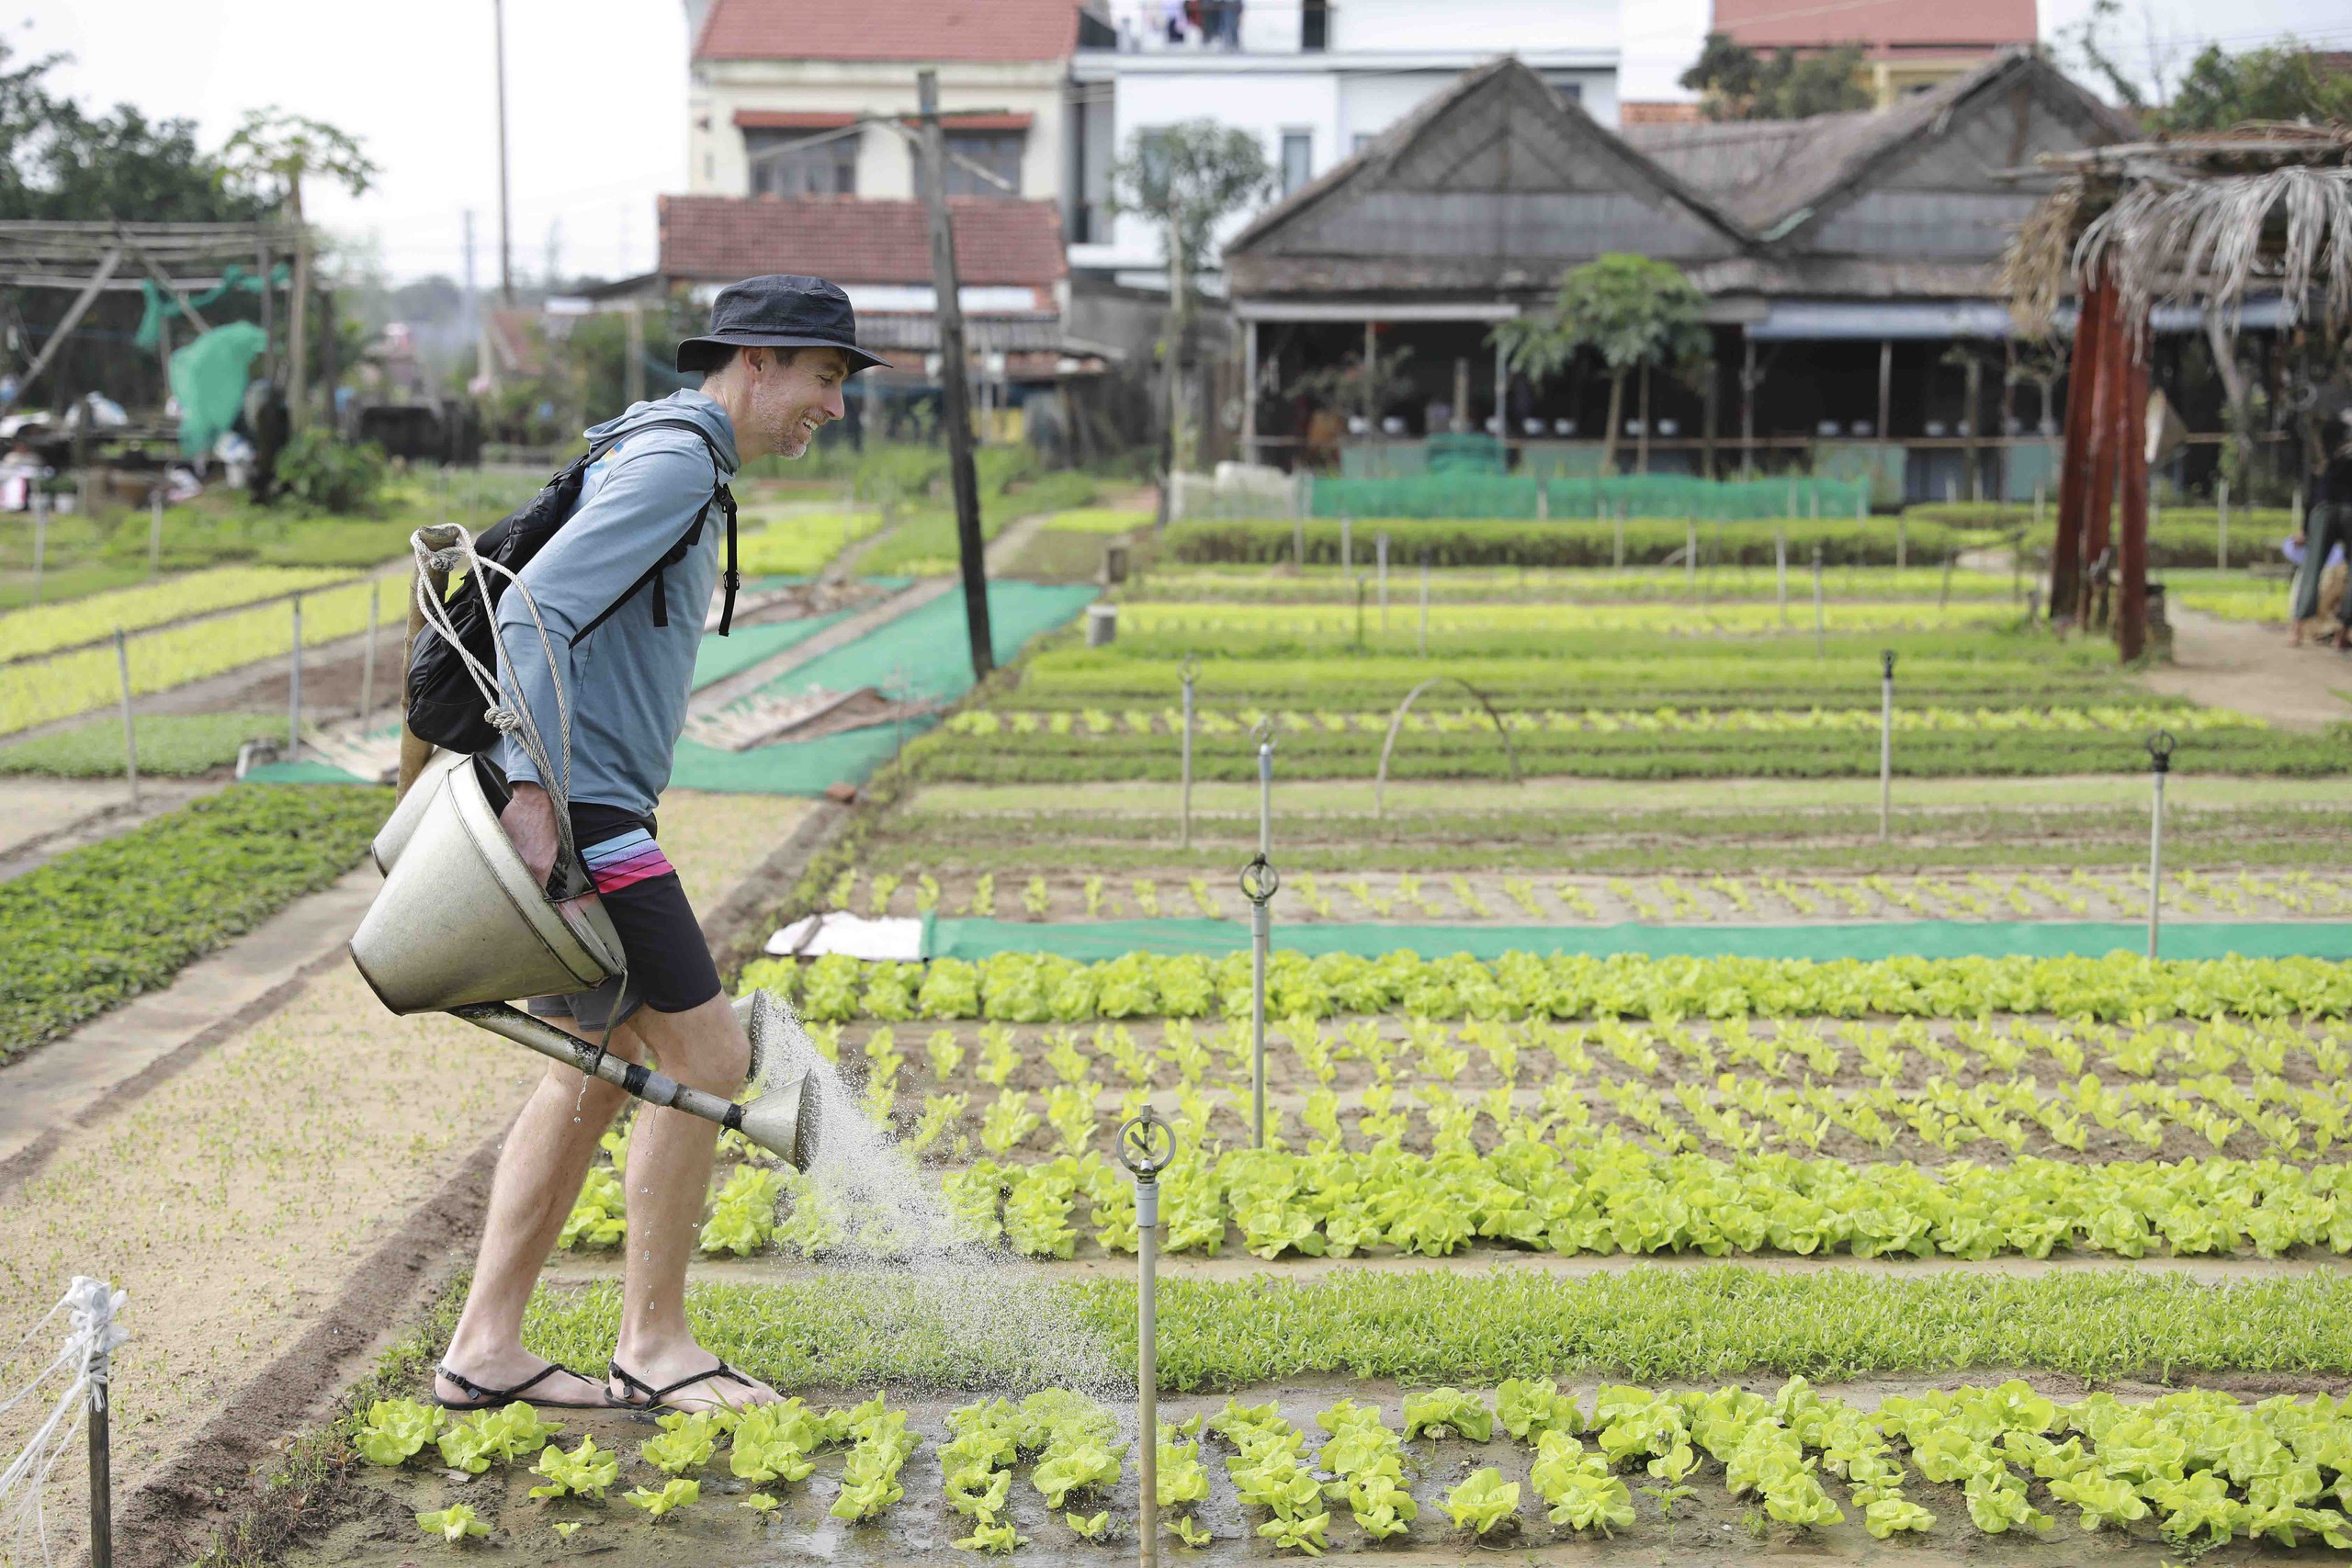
[{"x1": 272, "y1": 430, "x2": 389, "y2": 514}]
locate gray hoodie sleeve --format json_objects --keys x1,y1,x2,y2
[{"x1": 494, "y1": 432, "x2": 717, "y2": 793}]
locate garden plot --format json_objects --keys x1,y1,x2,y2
[
  {"x1": 287, "y1": 1367, "x2": 2352, "y2": 1564},
  {"x1": 816, "y1": 864, "x2": 2352, "y2": 925}
]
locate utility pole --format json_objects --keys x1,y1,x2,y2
[
  {"x1": 916, "y1": 69, "x2": 994, "y2": 681},
  {"x1": 494, "y1": 0, "x2": 514, "y2": 306}
]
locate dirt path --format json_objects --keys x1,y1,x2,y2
[
  {"x1": 2142, "y1": 607, "x2": 2352, "y2": 730},
  {"x1": 0, "y1": 776, "x2": 219, "y2": 880},
  {"x1": 0, "y1": 789, "x2": 812, "y2": 1567}
]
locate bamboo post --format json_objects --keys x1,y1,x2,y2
[
  {"x1": 30, "y1": 488, "x2": 47, "y2": 604},
  {"x1": 2216, "y1": 478, "x2": 2229, "y2": 570},
  {"x1": 147, "y1": 490, "x2": 164, "y2": 576},
  {"x1": 360, "y1": 579, "x2": 380, "y2": 731}
]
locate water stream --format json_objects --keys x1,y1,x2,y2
[{"x1": 745, "y1": 991, "x2": 1125, "y2": 1398}]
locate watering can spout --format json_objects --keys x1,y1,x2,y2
[{"x1": 447, "y1": 1002, "x2": 820, "y2": 1171}]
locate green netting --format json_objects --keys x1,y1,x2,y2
[
  {"x1": 169, "y1": 321, "x2": 267, "y2": 457},
  {"x1": 666, "y1": 580, "x2": 1099, "y2": 795},
  {"x1": 238, "y1": 759, "x2": 370, "y2": 785},
  {"x1": 690, "y1": 610, "x2": 848, "y2": 688},
  {"x1": 923, "y1": 918, "x2": 2352, "y2": 964},
  {"x1": 1309, "y1": 472, "x2": 1871, "y2": 522}
]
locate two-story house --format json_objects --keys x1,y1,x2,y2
[{"x1": 1067, "y1": 0, "x2": 1623, "y2": 285}]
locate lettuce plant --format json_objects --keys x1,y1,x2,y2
[
  {"x1": 354, "y1": 1398, "x2": 443, "y2": 1467},
  {"x1": 414, "y1": 1503, "x2": 489, "y2": 1542}
]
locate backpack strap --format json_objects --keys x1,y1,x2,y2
[{"x1": 566, "y1": 418, "x2": 736, "y2": 645}]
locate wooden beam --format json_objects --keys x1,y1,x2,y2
[
  {"x1": 2048, "y1": 269, "x2": 2105, "y2": 623},
  {"x1": 2115, "y1": 308, "x2": 2152, "y2": 661},
  {"x1": 2081, "y1": 277, "x2": 2124, "y2": 626},
  {"x1": 117, "y1": 229, "x2": 211, "y2": 333},
  {"x1": 3, "y1": 244, "x2": 123, "y2": 412}
]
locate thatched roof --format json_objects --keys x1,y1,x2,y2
[{"x1": 2003, "y1": 125, "x2": 2352, "y2": 341}]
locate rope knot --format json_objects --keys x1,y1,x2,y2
[
  {"x1": 427, "y1": 547, "x2": 466, "y2": 572},
  {"x1": 485, "y1": 706, "x2": 522, "y2": 733}
]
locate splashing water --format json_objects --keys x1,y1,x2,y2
[{"x1": 744, "y1": 991, "x2": 1125, "y2": 1397}]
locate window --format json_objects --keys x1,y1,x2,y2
[
  {"x1": 747, "y1": 130, "x2": 856, "y2": 197},
  {"x1": 1302, "y1": 0, "x2": 1329, "y2": 50},
  {"x1": 1280, "y1": 130, "x2": 1312, "y2": 197},
  {"x1": 943, "y1": 131, "x2": 1023, "y2": 197},
  {"x1": 1351, "y1": 131, "x2": 1374, "y2": 155}
]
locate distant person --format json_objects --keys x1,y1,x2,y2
[
  {"x1": 2290, "y1": 403, "x2": 2352, "y2": 649},
  {"x1": 431, "y1": 276, "x2": 883, "y2": 1416}
]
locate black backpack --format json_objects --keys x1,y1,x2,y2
[{"x1": 405, "y1": 418, "x2": 740, "y2": 754}]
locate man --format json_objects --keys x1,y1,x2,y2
[{"x1": 432, "y1": 276, "x2": 883, "y2": 1415}]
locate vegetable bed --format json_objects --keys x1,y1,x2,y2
[{"x1": 0, "y1": 783, "x2": 389, "y2": 1061}]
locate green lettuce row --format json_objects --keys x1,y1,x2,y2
[
  {"x1": 0, "y1": 784, "x2": 391, "y2": 1061},
  {"x1": 943, "y1": 1144, "x2": 2352, "y2": 1266},
  {"x1": 735, "y1": 950, "x2": 2352, "y2": 1028},
  {"x1": 521, "y1": 1269, "x2": 2352, "y2": 1388}
]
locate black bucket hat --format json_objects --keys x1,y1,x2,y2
[{"x1": 675, "y1": 274, "x2": 890, "y2": 375}]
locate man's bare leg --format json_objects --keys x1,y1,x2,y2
[
  {"x1": 435, "y1": 1015, "x2": 640, "y2": 1405},
  {"x1": 607, "y1": 991, "x2": 784, "y2": 1411}
]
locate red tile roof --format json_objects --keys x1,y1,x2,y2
[
  {"x1": 1713, "y1": 0, "x2": 2035, "y2": 51},
  {"x1": 695, "y1": 0, "x2": 1080, "y2": 62},
  {"x1": 659, "y1": 196, "x2": 1069, "y2": 288}
]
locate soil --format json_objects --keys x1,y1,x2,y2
[
  {"x1": 0, "y1": 776, "x2": 218, "y2": 880},
  {"x1": 2141, "y1": 607, "x2": 2352, "y2": 731},
  {"x1": 0, "y1": 789, "x2": 816, "y2": 1568},
  {"x1": 278, "y1": 1372, "x2": 2346, "y2": 1566}
]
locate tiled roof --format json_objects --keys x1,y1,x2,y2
[
  {"x1": 695, "y1": 0, "x2": 1079, "y2": 62},
  {"x1": 1713, "y1": 0, "x2": 2036, "y2": 51},
  {"x1": 658, "y1": 196, "x2": 1068, "y2": 288}
]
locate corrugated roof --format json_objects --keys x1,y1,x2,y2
[
  {"x1": 694, "y1": 0, "x2": 1079, "y2": 62},
  {"x1": 658, "y1": 195, "x2": 1069, "y2": 288},
  {"x1": 1623, "y1": 51, "x2": 2140, "y2": 232}
]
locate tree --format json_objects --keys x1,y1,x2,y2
[
  {"x1": 1680, "y1": 34, "x2": 1872, "y2": 121},
  {"x1": 0, "y1": 38, "x2": 267, "y2": 221},
  {"x1": 223, "y1": 109, "x2": 378, "y2": 431},
  {"x1": 1492, "y1": 254, "x2": 1709, "y2": 476},
  {"x1": 1110, "y1": 120, "x2": 1271, "y2": 496},
  {"x1": 2157, "y1": 39, "x2": 2352, "y2": 131}
]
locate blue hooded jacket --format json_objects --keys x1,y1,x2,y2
[{"x1": 493, "y1": 389, "x2": 738, "y2": 816}]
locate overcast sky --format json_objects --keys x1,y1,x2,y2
[{"x1": 21, "y1": 0, "x2": 2351, "y2": 284}]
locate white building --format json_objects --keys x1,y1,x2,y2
[{"x1": 1067, "y1": 0, "x2": 1622, "y2": 282}]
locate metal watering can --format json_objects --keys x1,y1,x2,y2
[{"x1": 349, "y1": 750, "x2": 820, "y2": 1169}]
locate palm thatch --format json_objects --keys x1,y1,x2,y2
[{"x1": 2002, "y1": 130, "x2": 2352, "y2": 344}]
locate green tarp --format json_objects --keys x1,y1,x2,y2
[
  {"x1": 923, "y1": 918, "x2": 2352, "y2": 964},
  {"x1": 169, "y1": 321, "x2": 267, "y2": 457}
]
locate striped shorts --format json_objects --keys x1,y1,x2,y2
[{"x1": 523, "y1": 801, "x2": 722, "y2": 1030}]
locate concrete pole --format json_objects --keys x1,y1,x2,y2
[
  {"x1": 115, "y1": 628, "x2": 140, "y2": 810},
  {"x1": 288, "y1": 595, "x2": 303, "y2": 759}
]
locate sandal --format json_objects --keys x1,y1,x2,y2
[
  {"x1": 605, "y1": 1358, "x2": 761, "y2": 1414},
  {"x1": 435, "y1": 1359, "x2": 610, "y2": 1411}
]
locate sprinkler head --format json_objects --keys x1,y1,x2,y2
[
  {"x1": 1180, "y1": 652, "x2": 1197, "y2": 690},
  {"x1": 2146, "y1": 729, "x2": 2176, "y2": 773},
  {"x1": 1117, "y1": 1103, "x2": 1175, "y2": 1182},
  {"x1": 1239, "y1": 853, "x2": 1282, "y2": 906},
  {"x1": 1882, "y1": 649, "x2": 1897, "y2": 679}
]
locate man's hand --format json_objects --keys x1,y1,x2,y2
[{"x1": 501, "y1": 781, "x2": 560, "y2": 891}]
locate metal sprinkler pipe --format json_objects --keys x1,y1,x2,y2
[
  {"x1": 2146, "y1": 729, "x2": 2174, "y2": 959},
  {"x1": 1812, "y1": 545, "x2": 1826, "y2": 659},
  {"x1": 1240, "y1": 856, "x2": 1280, "y2": 1148},
  {"x1": 1879, "y1": 649, "x2": 1896, "y2": 843},
  {"x1": 1178, "y1": 654, "x2": 1197, "y2": 851},
  {"x1": 1117, "y1": 1105, "x2": 1175, "y2": 1568}
]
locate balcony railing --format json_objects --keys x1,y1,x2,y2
[{"x1": 1081, "y1": 1, "x2": 1332, "y2": 53}]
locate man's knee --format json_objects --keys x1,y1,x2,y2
[{"x1": 639, "y1": 996, "x2": 749, "y2": 1094}]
